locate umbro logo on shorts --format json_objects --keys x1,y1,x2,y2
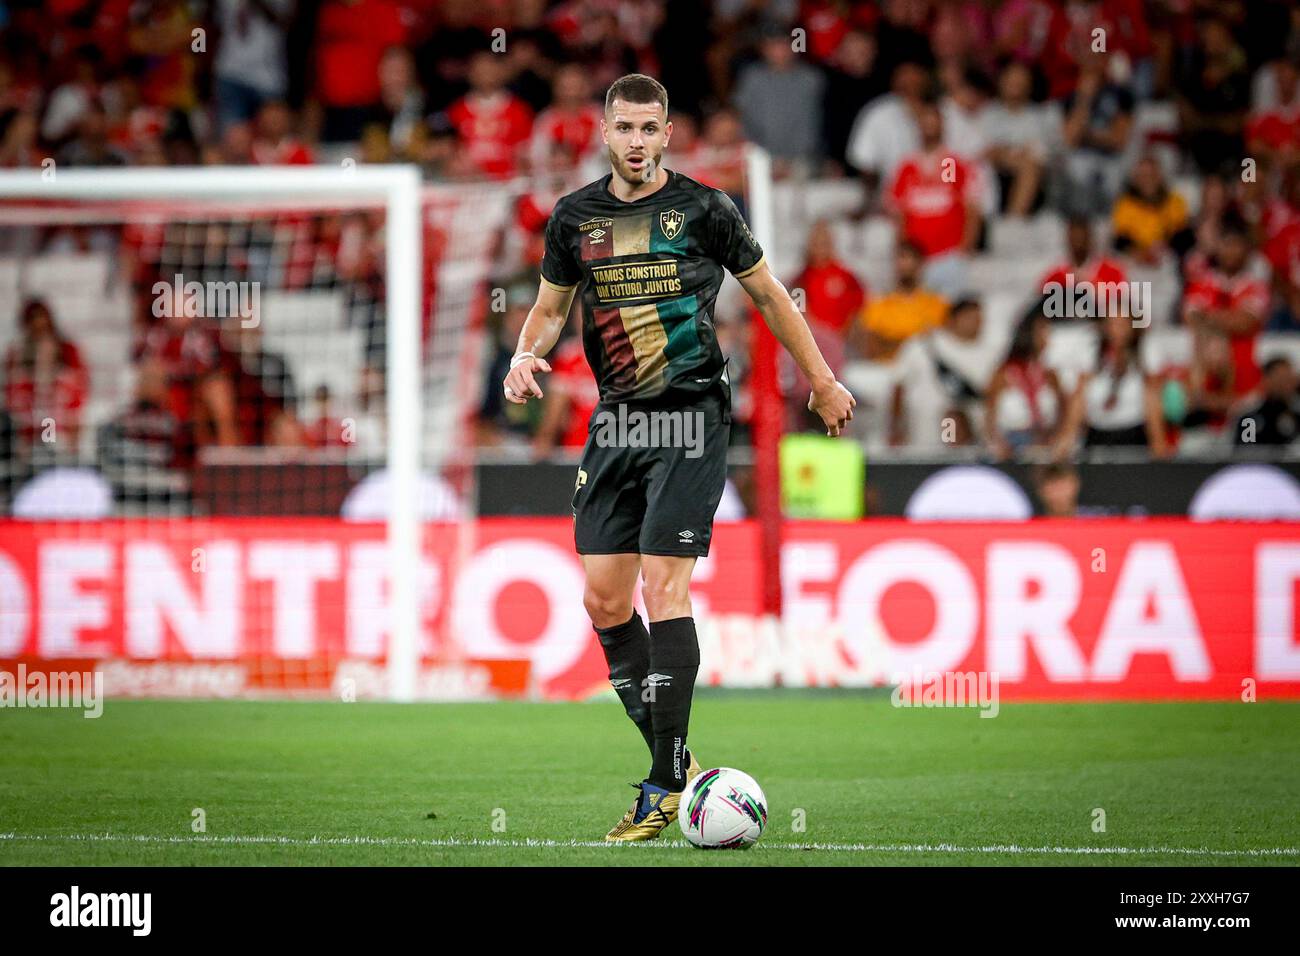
[
  {"x1": 610, "y1": 678, "x2": 632, "y2": 689},
  {"x1": 678, "y1": 529, "x2": 695, "y2": 543},
  {"x1": 645, "y1": 673, "x2": 673, "y2": 688}
]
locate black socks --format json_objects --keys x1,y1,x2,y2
[
  {"x1": 646, "y1": 617, "x2": 700, "y2": 792},
  {"x1": 595, "y1": 612, "x2": 655, "y2": 756}
]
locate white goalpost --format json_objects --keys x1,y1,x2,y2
[{"x1": 0, "y1": 165, "x2": 425, "y2": 700}]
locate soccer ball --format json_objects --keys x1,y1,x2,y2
[{"x1": 678, "y1": 767, "x2": 768, "y2": 849}]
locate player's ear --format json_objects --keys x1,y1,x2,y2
[
  {"x1": 599, "y1": 116, "x2": 608, "y2": 144},
  {"x1": 664, "y1": 119, "x2": 672, "y2": 149}
]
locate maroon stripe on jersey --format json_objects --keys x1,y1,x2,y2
[
  {"x1": 580, "y1": 225, "x2": 611, "y2": 261},
  {"x1": 592, "y1": 305, "x2": 638, "y2": 393}
]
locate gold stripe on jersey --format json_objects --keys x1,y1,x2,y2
[
  {"x1": 619, "y1": 302, "x2": 669, "y2": 391},
  {"x1": 613, "y1": 214, "x2": 652, "y2": 258}
]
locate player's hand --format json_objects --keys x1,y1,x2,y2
[
  {"x1": 808, "y1": 379, "x2": 856, "y2": 437},
  {"x1": 503, "y1": 353, "x2": 551, "y2": 404}
]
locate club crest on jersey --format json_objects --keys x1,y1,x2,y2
[{"x1": 659, "y1": 208, "x2": 685, "y2": 240}]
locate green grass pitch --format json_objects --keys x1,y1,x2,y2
[{"x1": 1, "y1": 692, "x2": 1297, "y2": 866}]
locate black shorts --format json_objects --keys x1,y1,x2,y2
[{"x1": 573, "y1": 386, "x2": 730, "y2": 558}]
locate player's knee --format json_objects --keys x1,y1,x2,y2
[
  {"x1": 583, "y1": 588, "x2": 632, "y2": 629},
  {"x1": 640, "y1": 576, "x2": 691, "y2": 620}
]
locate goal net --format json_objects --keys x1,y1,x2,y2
[{"x1": 0, "y1": 165, "x2": 479, "y2": 699}]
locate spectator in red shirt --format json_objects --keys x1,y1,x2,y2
[
  {"x1": 996, "y1": 0, "x2": 1071, "y2": 95},
  {"x1": 791, "y1": 219, "x2": 867, "y2": 336},
  {"x1": 2, "y1": 298, "x2": 89, "y2": 455},
  {"x1": 250, "y1": 100, "x2": 314, "y2": 165},
  {"x1": 134, "y1": 286, "x2": 238, "y2": 465},
  {"x1": 305, "y1": 384, "x2": 347, "y2": 448},
  {"x1": 887, "y1": 99, "x2": 985, "y2": 258},
  {"x1": 1182, "y1": 217, "x2": 1270, "y2": 397},
  {"x1": 529, "y1": 63, "x2": 602, "y2": 174},
  {"x1": 446, "y1": 51, "x2": 534, "y2": 179},
  {"x1": 1261, "y1": 168, "x2": 1300, "y2": 329},
  {"x1": 1245, "y1": 56, "x2": 1300, "y2": 176},
  {"x1": 1039, "y1": 215, "x2": 1128, "y2": 316},
  {"x1": 536, "y1": 327, "x2": 600, "y2": 455},
  {"x1": 511, "y1": 174, "x2": 569, "y2": 277},
  {"x1": 886, "y1": 98, "x2": 986, "y2": 298},
  {"x1": 314, "y1": 0, "x2": 410, "y2": 142},
  {"x1": 782, "y1": 219, "x2": 861, "y2": 411}
]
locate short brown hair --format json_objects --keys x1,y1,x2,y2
[{"x1": 604, "y1": 74, "x2": 668, "y2": 116}]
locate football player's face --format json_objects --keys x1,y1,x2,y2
[{"x1": 602, "y1": 101, "x2": 671, "y2": 185}]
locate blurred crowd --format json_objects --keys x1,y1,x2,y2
[{"x1": 3, "y1": 0, "x2": 1300, "y2": 482}]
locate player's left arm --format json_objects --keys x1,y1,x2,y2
[{"x1": 737, "y1": 263, "x2": 856, "y2": 436}]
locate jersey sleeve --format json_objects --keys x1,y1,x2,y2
[
  {"x1": 708, "y1": 190, "x2": 766, "y2": 279},
  {"x1": 540, "y1": 202, "x2": 581, "y2": 292}
]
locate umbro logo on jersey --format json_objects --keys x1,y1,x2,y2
[
  {"x1": 589, "y1": 229, "x2": 606, "y2": 243},
  {"x1": 660, "y1": 208, "x2": 685, "y2": 240},
  {"x1": 645, "y1": 673, "x2": 673, "y2": 688}
]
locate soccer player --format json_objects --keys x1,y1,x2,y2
[{"x1": 502, "y1": 74, "x2": 855, "y2": 841}]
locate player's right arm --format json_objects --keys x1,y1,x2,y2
[
  {"x1": 738, "y1": 262, "x2": 856, "y2": 436},
  {"x1": 708, "y1": 189, "x2": 855, "y2": 436},
  {"x1": 505, "y1": 201, "x2": 582, "y2": 405},
  {"x1": 502, "y1": 280, "x2": 576, "y2": 404}
]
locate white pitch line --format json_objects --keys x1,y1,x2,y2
[{"x1": 1, "y1": 832, "x2": 1296, "y2": 857}]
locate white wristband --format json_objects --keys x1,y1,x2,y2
[{"x1": 510, "y1": 351, "x2": 536, "y2": 369}]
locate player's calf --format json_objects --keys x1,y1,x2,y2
[
  {"x1": 644, "y1": 616, "x2": 700, "y2": 793},
  {"x1": 595, "y1": 611, "x2": 655, "y2": 755}
]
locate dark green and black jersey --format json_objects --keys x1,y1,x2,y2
[{"x1": 540, "y1": 169, "x2": 765, "y2": 405}]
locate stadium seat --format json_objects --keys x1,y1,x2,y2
[
  {"x1": 1257, "y1": 333, "x2": 1300, "y2": 368},
  {"x1": 987, "y1": 212, "x2": 1065, "y2": 260}
]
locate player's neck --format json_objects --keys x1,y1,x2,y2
[{"x1": 606, "y1": 165, "x2": 670, "y2": 203}]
